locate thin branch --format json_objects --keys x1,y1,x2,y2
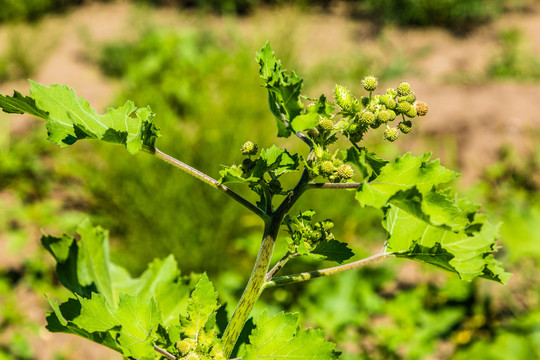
[
  {"x1": 266, "y1": 252, "x2": 301, "y2": 281},
  {"x1": 308, "y1": 182, "x2": 361, "y2": 189},
  {"x1": 154, "y1": 345, "x2": 176, "y2": 360},
  {"x1": 263, "y1": 252, "x2": 393, "y2": 289},
  {"x1": 154, "y1": 148, "x2": 269, "y2": 222},
  {"x1": 274, "y1": 169, "x2": 310, "y2": 219},
  {"x1": 276, "y1": 104, "x2": 314, "y2": 149}
]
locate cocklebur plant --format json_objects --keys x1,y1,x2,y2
[{"x1": 0, "y1": 42, "x2": 510, "y2": 359}]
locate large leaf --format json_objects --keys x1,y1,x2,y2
[
  {"x1": 383, "y1": 199, "x2": 511, "y2": 283},
  {"x1": 0, "y1": 81, "x2": 160, "y2": 154},
  {"x1": 43, "y1": 221, "x2": 193, "y2": 357},
  {"x1": 41, "y1": 220, "x2": 113, "y2": 305},
  {"x1": 354, "y1": 153, "x2": 510, "y2": 283},
  {"x1": 242, "y1": 311, "x2": 338, "y2": 359},
  {"x1": 356, "y1": 153, "x2": 458, "y2": 208},
  {"x1": 74, "y1": 293, "x2": 160, "y2": 358}
]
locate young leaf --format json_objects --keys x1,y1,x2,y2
[
  {"x1": 0, "y1": 81, "x2": 160, "y2": 154},
  {"x1": 241, "y1": 311, "x2": 338, "y2": 359},
  {"x1": 310, "y1": 239, "x2": 354, "y2": 264},
  {"x1": 180, "y1": 273, "x2": 219, "y2": 338},
  {"x1": 257, "y1": 42, "x2": 304, "y2": 138}
]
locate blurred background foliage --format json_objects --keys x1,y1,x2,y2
[{"x1": 1, "y1": 0, "x2": 540, "y2": 359}]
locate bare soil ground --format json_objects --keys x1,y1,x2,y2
[{"x1": 1, "y1": 1, "x2": 540, "y2": 358}]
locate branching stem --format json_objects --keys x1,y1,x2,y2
[
  {"x1": 154, "y1": 345, "x2": 176, "y2": 360},
  {"x1": 221, "y1": 169, "x2": 309, "y2": 357},
  {"x1": 153, "y1": 148, "x2": 269, "y2": 222},
  {"x1": 266, "y1": 252, "x2": 300, "y2": 281},
  {"x1": 308, "y1": 182, "x2": 361, "y2": 189},
  {"x1": 263, "y1": 252, "x2": 392, "y2": 289}
]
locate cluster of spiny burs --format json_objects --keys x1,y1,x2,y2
[
  {"x1": 335, "y1": 76, "x2": 428, "y2": 143},
  {"x1": 305, "y1": 76, "x2": 428, "y2": 183}
]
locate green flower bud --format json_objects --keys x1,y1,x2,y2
[
  {"x1": 319, "y1": 161, "x2": 335, "y2": 176},
  {"x1": 318, "y1": 118, "x2": 334, "y2": 131},
  {"x1": 396, "y1": 101, "x2": 411, "y2": 114},
  {"x1": 366, "y1": 104, "x2": 377, "y2": 112},
  {"x1": 405, "y1": 105, "x2": 417, "y2": 118},
  {"x1": 360, "y1": 96, "x2": 370, "y2": 107},
  {"x1": 405, "y1": 93, "x2": 416, "y2": 103},
  {"x1": 386, "y1": 98, "x2": 397, "y2": 110},
  {"x1": 379, "y1": 95, "x2": 390, "y2": 105},
  {"x1": 370, "y1": 121, "x2": 381, "y2": 129},
  {"x1": 397, "y1": 82, "x2": 412, "y2": 96},
  {"x1": 361, "y1": 75, "x2": 378, "y2": 91},
  {"x1": 388, "y1": 109, "x2": 397, "y2": 121},
  {"x1": 337, "y1": 164, "x2": 354, "y2": 179},
  {"x1": 399, "y1": 120, "x2": 412, "y2": 134},
  {"x1": 384, "y1": 127, "x2": 399, "y2": 142},
  {"x1": 184, "y1": 353, "x2": 201, "y2": 360},
  {"x1": 320, "y1": 219, "x2": 334, "y2": 231},
  {"x1": 177, "y1": 339, "x2": 197, "y2": 356},
  {"x1": 377, "y1": 109, "x2": 391, "y2": 124},
  {"x1": 334, "y1": 84, "x2": 353, "y2": 109},
  {"x1": 386, "y1": 88, "x2": 397, "y2": 97},
  {"x1": 416, "y1": 101, "x2": 429, "y2": 116},
  {"x1": 241, "y1": 141, "x2": 258, "y2": 156},
  {"x1": 360, "y1": 111, "x2": 375, "y2": 125}
]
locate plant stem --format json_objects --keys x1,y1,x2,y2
[
  {"x1": 308, "y1": 182, "x2": 360, "y2": 189},
  {"x1": 153, "y1": 148, "x2": 269, "y2": 222},
  {"x1": 221, "y1": 169, "x2": 310, "y2": 357},
  {"x1": 263, "y1": 252, "x2": 392, "y2": 289},
  {"x1": 154, "y1": 345, "x2": 176, "y2": 360},
  {"x1": 221, "y1": 219, "x2": 281, "y2": 357},
  {"x1": 266, "y1": 252, "x2": 300, "y2": 281}
]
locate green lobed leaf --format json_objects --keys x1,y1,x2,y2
[
  {"x1": 110, "y1": 256, "x2": 190, "y2": 327},
  {"x1": 353, "y1": 153, "x2": 510, "y2": 283},
  {"x1": 242, "y1": 311, "x2": 338, "y2": 359},
  {"x1": 45, "y1": 298, "x2": 122, "y2": 353},
  {"x1": 0, "y1": 81, "x2": 161, "y2": 154},
  {"x1": 76, "y1": 219, "x2": 115, "y2": 307},
  {"x1": 256, "y1": 42, "x2": 304, "y2": 138},
  {"x1": 356, "y1": 153, "x2": 458, "y2": 208},
  {"x1": 73, "y1": 293, "x2": 160, "y2": 358},
  {"x1": 41, "y1": 232, "x2": 97, "y2": 300},
  {"x1": 384, "y1": 203, "x2": 511, "y2": 283},
  {"x1": 310, "y1": 239, "x2": 354, "y2": 264},
  {"x1": 43, "y1": 221, "x2": 192, "y2": 357},
  {"x1": 0, "y1": 90, "x2": 48, "y2": 118},
  {"x1": 181, "y1": 273, "x2": 219, "y2": 338}
]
